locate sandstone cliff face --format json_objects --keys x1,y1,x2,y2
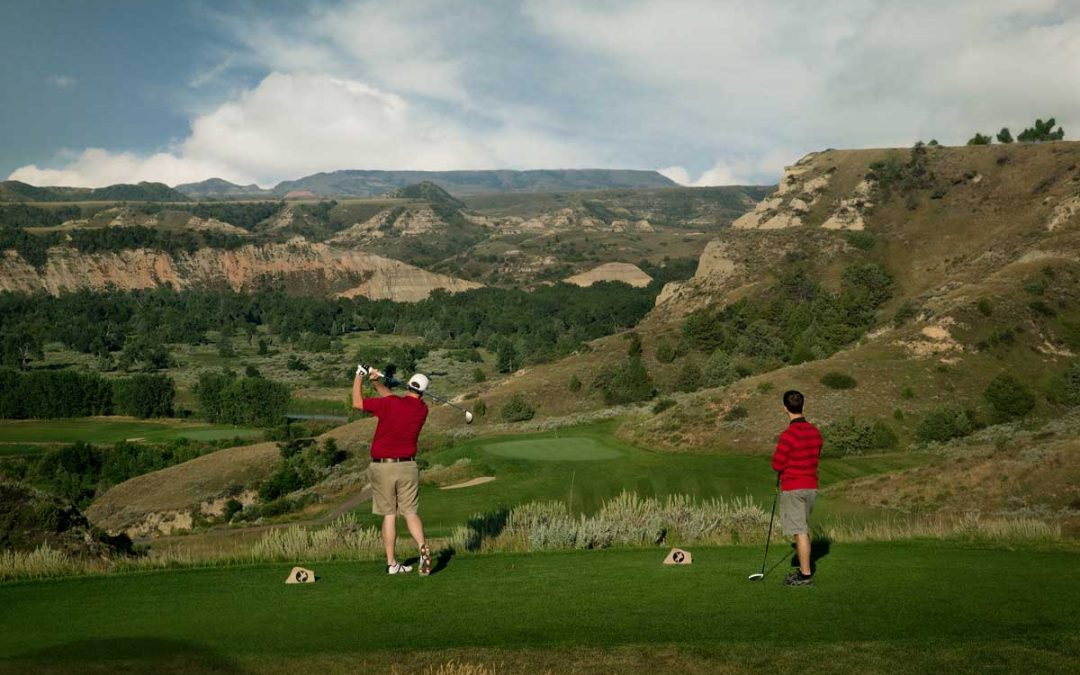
[
  {"x1": 0, "y1": 240, "x2": 480, "y2": 302},
  {"x1": 330, "y1": 206, "x2": 450, "y2": 243},
  {"x1": 564, "y1": 262, "x2": 653, "y2": 288},
  {"x1": 732, "y1": 151, "x2": 871, "y2": 231}
]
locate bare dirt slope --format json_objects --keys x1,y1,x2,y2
[{"x1": 564, "y1": 262, "x2": 653, "y2": 288}]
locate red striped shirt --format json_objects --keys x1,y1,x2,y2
[{"x1": 771, "y1": 418, "x2": 822, "y2": 491}]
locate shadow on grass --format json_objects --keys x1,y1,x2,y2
[
  {"x1": 10, "y1": 637, "x2": 243, "y2": 673},
  {"x1": 789, "y1": 536, "x2": 832, "y2": 574},
  {"x1": 762, "y1": 536, "x2": 833, "y2": 579}
]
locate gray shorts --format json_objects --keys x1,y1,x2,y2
[{"x1": 780, "y1": 489, "x2": 817, "y2": 536}]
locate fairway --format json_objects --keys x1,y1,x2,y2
[
  {"x1": 355, "y1": 425, "x2": 927, "y2": 537},
  {"x1": 0, "y1": 542, "x2": 1076, "y2": 673},
  {"x1": 0, "y1": 418, "x2": 262, "y2": 445},
  {"x1": 483, "y1": 436, "x2": 623, "y2": 461}
]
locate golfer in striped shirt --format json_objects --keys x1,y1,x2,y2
[{"x1": 771, "y1": 390, "x2": 822, "y2": 586}]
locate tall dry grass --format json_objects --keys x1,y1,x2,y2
[
  {"x1": 1, "y1": 502, "x2": 1063, "y2": 583},
  {"x1": 450, "y1": 491, "x2": 770, "y2": 552},
  {"x1": 0, "y1": 514, "x2": 385, "y2": 583}
]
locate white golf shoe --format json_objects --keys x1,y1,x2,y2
[{"x1": 387, "y1": 562, "x2": 413, "y2": 575}]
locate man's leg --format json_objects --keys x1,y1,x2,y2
[
  {"x1": 382, "y1": 514, "x2": 398, "y2": 564},
  {"x1": 795, "y1": 532, "x2": 811, "y2": 576},
  {"x1": 403, "y1": 513, "x2": 426, "y2": 549}
]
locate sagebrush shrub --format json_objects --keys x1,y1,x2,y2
[
  {"x1": 823, "y1": 417, "x2": 899, "y2": 456},
  {"x1": 500, "y1": 394, "x2": 536, "y2": 422},
  {"x1": 821, "y1": 372, "x2": 857, "y2": 389}
]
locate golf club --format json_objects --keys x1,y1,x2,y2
[
  {"x1": 748, "y1": 473, "x2": 781, "y2": 581},
  {"x1": 358, "y1": 364, "x2": 474, "y2": 424}
]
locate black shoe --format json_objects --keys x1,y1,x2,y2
[{"x1": 783, "y1": 571, "x2": 814, "y2": 586}]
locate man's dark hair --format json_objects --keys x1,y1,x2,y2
[{"x1": 783, "y1": 390, "x2": 804, "y2": 414}]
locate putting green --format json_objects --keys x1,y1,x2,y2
[{"x1": 482, "y1": 436, "x2": 622, "y2": 461}]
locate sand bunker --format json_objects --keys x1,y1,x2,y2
[{"x1": 440, "y1": 476, "x2": 497, "y2": 490}]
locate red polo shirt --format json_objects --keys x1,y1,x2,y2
[
  {"x1": 362, "y1": 395, "x2": 428, "y2": 459},
  {"x1": 771, "y1": 417, "x2": 822, "y2": 491}
]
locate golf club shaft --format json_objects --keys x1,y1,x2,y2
[
  {"x1": 361, "y1": 365, "x2": 471, "y2": 415},
  {"x1": 425, "y1": 390, "x2": 469, "y2": 414},
  {"x1": 759, "y1": 473, "x2": 781, "y2": 575}
]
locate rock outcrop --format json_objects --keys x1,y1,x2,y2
[{"x1": 0, "y1": 240, "x2": 481, "y2": 301}]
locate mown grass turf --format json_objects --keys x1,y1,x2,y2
[
  {"x1": 0, "y1": 418, "x2": 262, "y2": 444},
  {"x1": 355, "y1": 424, "x2": 926, "y2": 536},
  {"x1": 0, "y1": 542, "x2": 1076, "y2": 674}
]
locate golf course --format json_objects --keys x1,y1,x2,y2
[
  {"x1": 0, "y1": 542, "x2": 1076, "y2": 673},
  {"x1": 5, "y1": 7, "x2": 1080, "y2": 671}
]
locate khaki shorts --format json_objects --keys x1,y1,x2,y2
[
  {"x1": 780, "y1": 489, "x2": 817, "y2": 536},
  {"x1": 369, "y1": 461, "x2": 420, "y2": 516}
]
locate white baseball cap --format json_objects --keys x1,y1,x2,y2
[{"x1": 407, "y1": 373, "x2": 430, "y2": 394}]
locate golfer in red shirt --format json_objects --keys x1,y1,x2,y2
[
  {"x1": 352, "y1": 365, "x2": 432, "y2": 576},
  {"x1": 771, "y1": 390, "x2": 822, "y2": 586}
]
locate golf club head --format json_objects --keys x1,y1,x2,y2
[
  {"x1": 747, "y1": 573, "x2": 765, "y2": 581},
  {"x1": 464, "y1": 411, "x2": 474, "y2": 424}
]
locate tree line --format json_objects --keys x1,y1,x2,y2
[
  {"x1": 0, "y1": 225, "x2": 250, "y2": 269},
  {"x1": 1, "y1": 282, "x2": 658, "y2": 373},
  {"x1": 0, "y1": 369, "x2": 174, "y2": 419}
]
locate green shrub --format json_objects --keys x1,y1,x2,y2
[
  {"x1": 977, "y1": 299, "x2": 993, "y2": 316},
  {"x1": 595, "y1": 357, "x2": 656, "y2": 405},
  {"x1": 822, "y1": 417, "x2": 899, "y2": 457},
  {"x1": 723, "y1": 405, "x2": 749, "y2": 422},
  {"x1": 473, "y1": 399, "x2": 487, "y2": 418},
  {"x1": 844, "y1": 231, "x2": 876, "y2": 251},
  {"x1": 703, "y1": 350, "x2": 737, "y2": 387},
  {"x1": 472, "y1": 368, "x2": 486, "y2": 383},
  {"x1": 655, "y1": 339, "x2": 678, "y2": 364},
  {"x1": 894, "y1": 300, "x2": 918, "y2": 325},
  {"x1": 967, "y1": 132, "x2": 992, "y2": 145},
  {"x1": 900, "y1": 386, "x2": 915, "y2": 400},
  {"x1": 821, "y1": 372, "x2": 857, "y2": 389},
  {"x1": 500, "y1": 394, "x2": 535, "y2": 423},
  {"x1": 1029, "y1": 300, "x2": 1056, "y2": 317},
  {"x1": 651, "y1": 398, "x2": 676, "y2": 414},
  {"x1": 624, "y1": 332, "x2": 642, "y2": 358},
  {"x1": 1045, "y1": 361, "x2": 1080, "y2": 406},
  {"x1": 983, "y1": 374, "x2": 1035, "y2": 422},
  {"x1": 756, "y1": 381, "x2": 774, "y2": 394},
  {"x1": 916, "y1": 407, "x2": 975, "y2": 444},
  {"x1": 568, "y1": 375, "x2": 582, "y2": 392},
  {"x1": 223, "y1": 499, "x2": 243, "y2": 522},
  {"x1": 675, "y1": 360, "x2": 703, "y2": 393}
]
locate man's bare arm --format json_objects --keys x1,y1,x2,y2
[
  {"x1": 370, "y1": 369, "x2": 393, "y2": 397},
  {"x1": 351, "y1": 372, "x2": 364, "y2": 410}
]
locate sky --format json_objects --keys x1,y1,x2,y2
[{"x1": 2, "y1": 0, "x2": 1079, "y2": 188}]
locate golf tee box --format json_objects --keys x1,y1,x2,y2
[
  {"x1": 285, "y1": 566, "x2": 315, "y2": 584},
  {"x1": 663, "y1": 548, "x2": 692, "y2": 565}
]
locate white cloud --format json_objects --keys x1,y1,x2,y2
[
  {"x1": 9, "y1": 72, "x2": 594, "y2": 187},
  {"x1": 45, "y1": 75, "x2": 77, "y2": 88},
  {"x1": 525, "y1": 0, "x2": 1080, "y2": 178},
  {"x1": 12, "y1": 1, "x2": 1080, "y2": 187}
]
